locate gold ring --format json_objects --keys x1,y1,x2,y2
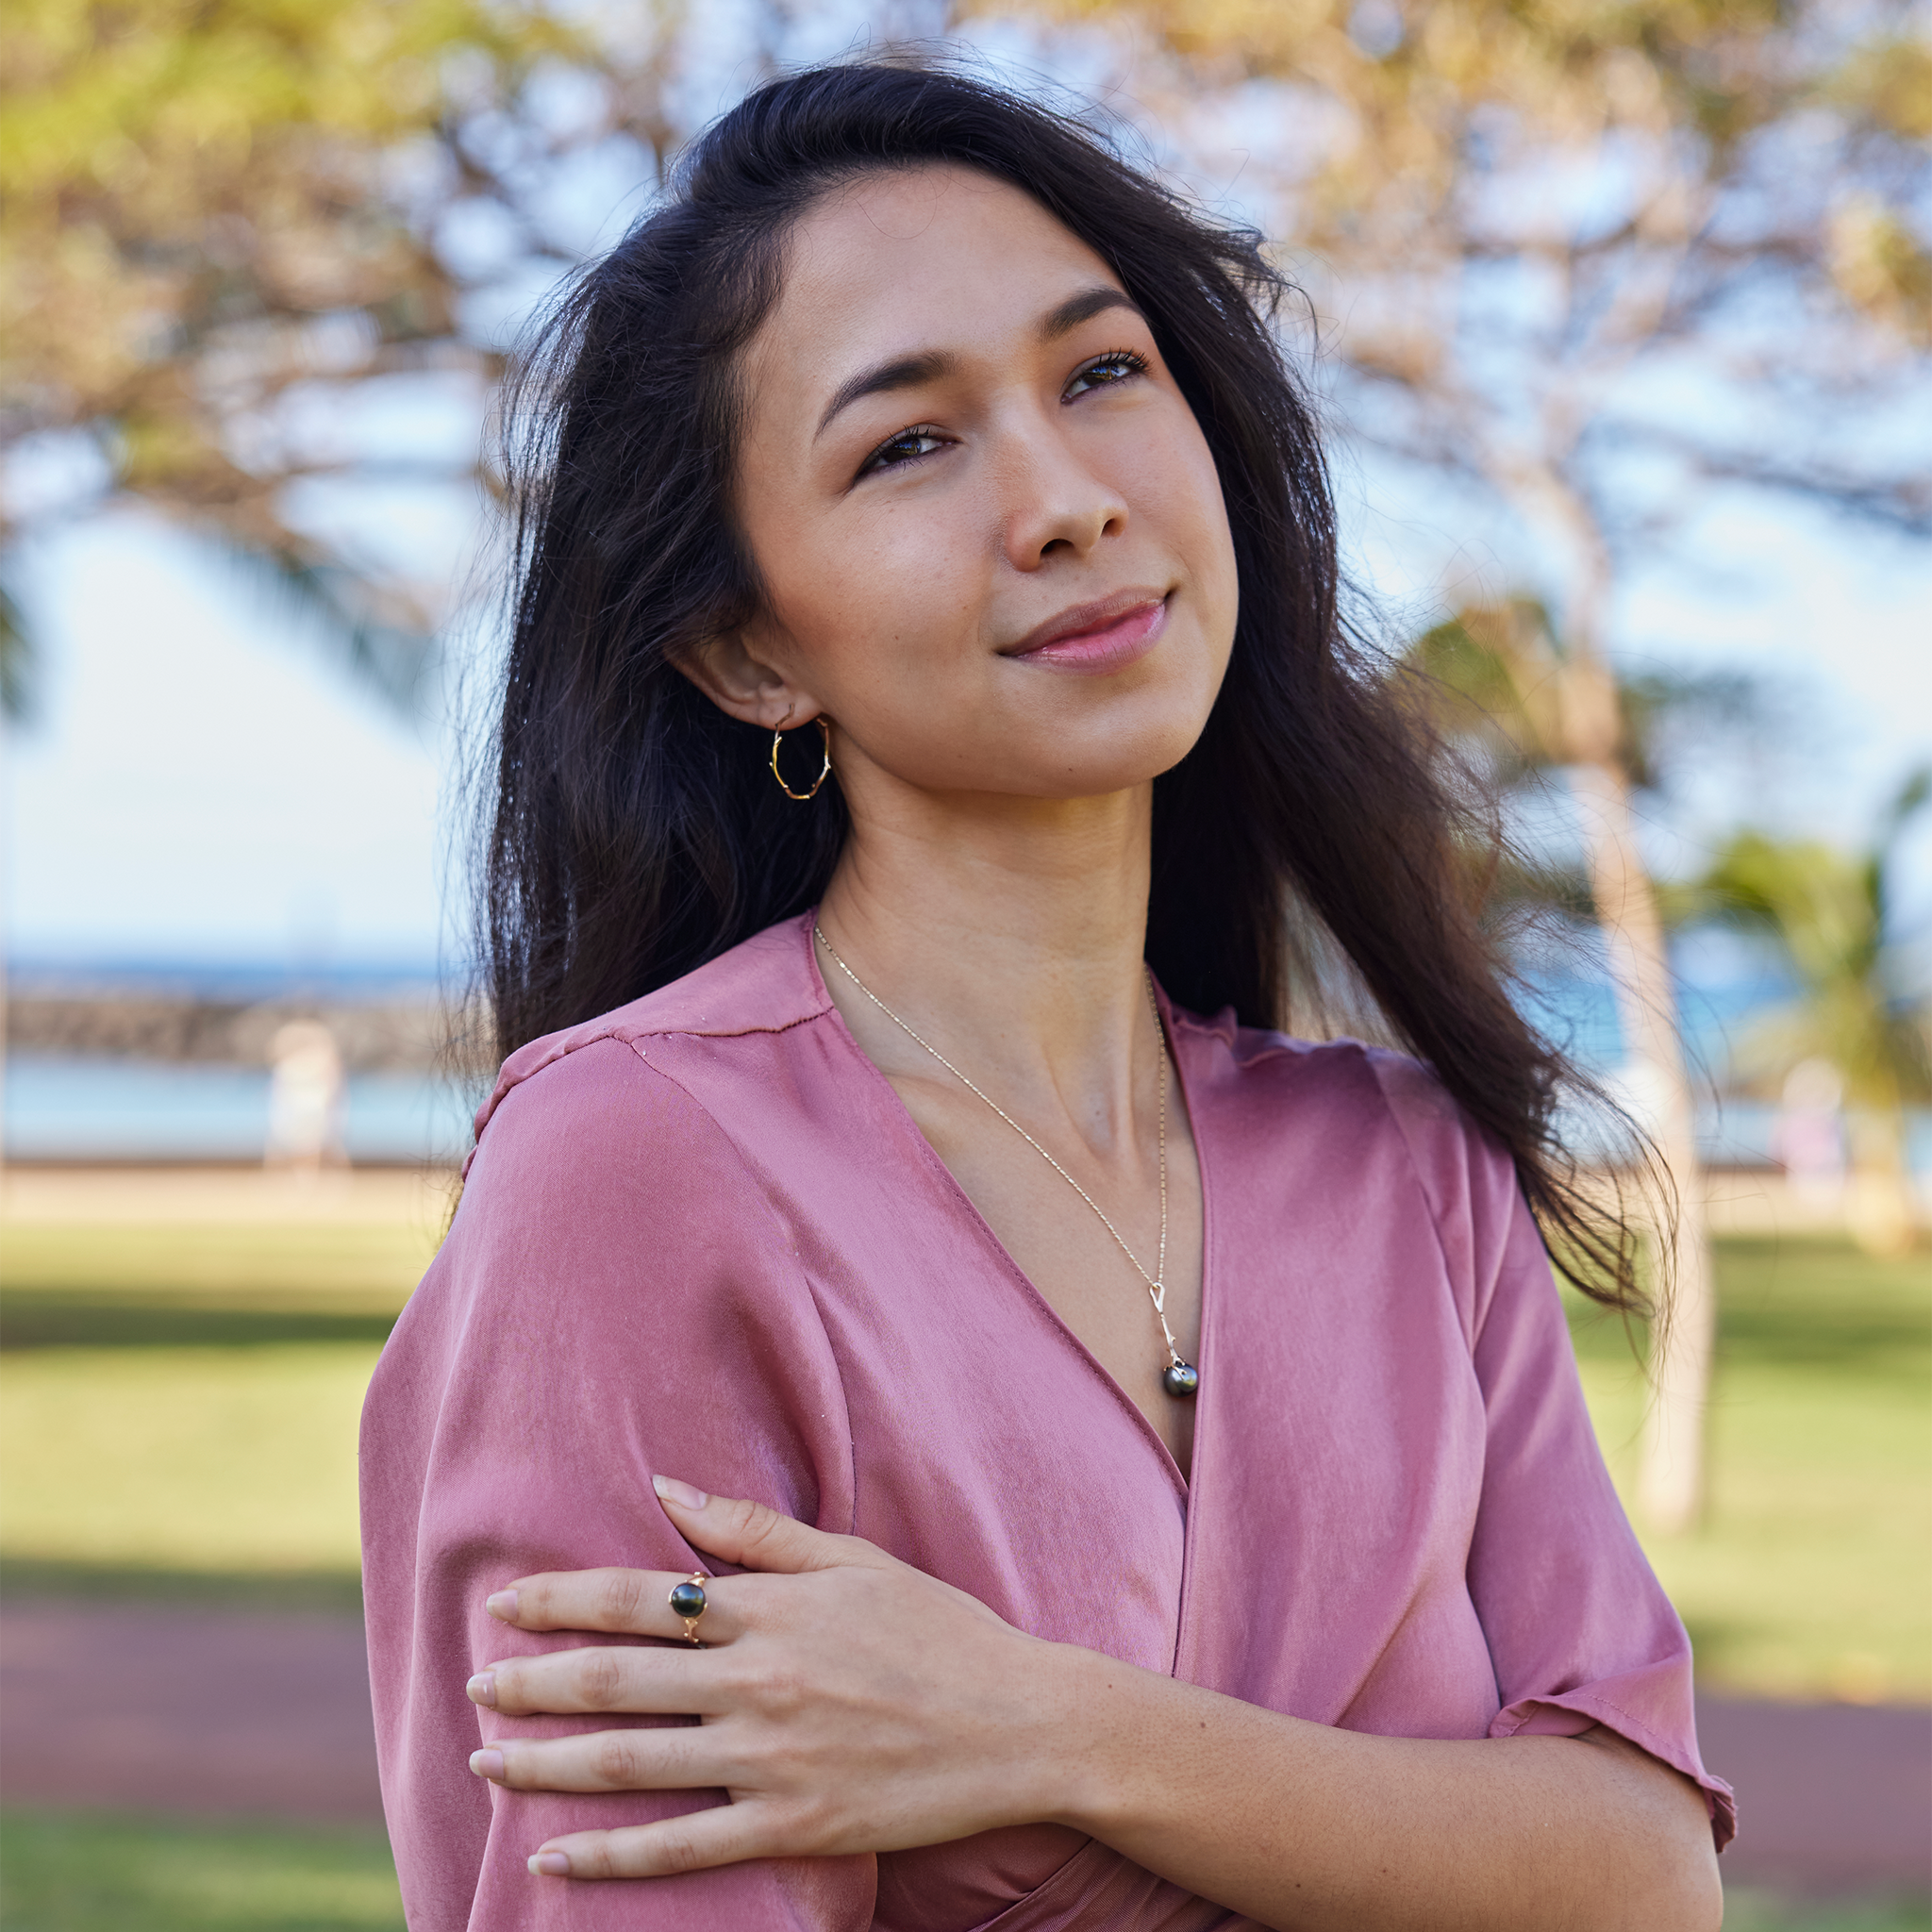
[{"x1": 668, "y1": 1573, "x2": 708, "y2": 1645}]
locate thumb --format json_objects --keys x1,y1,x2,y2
[{"x1": 652, "y1": 1474, "x2": 891, "y2": 1576}]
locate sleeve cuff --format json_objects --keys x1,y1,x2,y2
[{"x1": 1491, "y1": 1692, "x2": 1738, "y2": 1852}]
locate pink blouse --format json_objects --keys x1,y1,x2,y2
[{"x1": 360, "y1": 913, "x2": 1734, "y2": 1930}]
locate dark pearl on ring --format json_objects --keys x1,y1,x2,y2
[
  {"x1": 668, "y1": 1580, "x2": 707, "y2": 1620},
  {"x1": 1162, "y1": 1361, "x2": 1200, "y2": 1399}
]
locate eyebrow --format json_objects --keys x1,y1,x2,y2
[
  {"x1": 1040, "y1": 285, "x2": 1141, "y2": 341},
  {"x1": 813, "y1": 286, "x2": 1144, "y2": 441}
]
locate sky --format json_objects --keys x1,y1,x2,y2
[
  {"x1": 5, "y1": 9, "x2": 1929, "y2": 985},
  {"x1": 5, "y1": 469, "x2": 1925, "y2": 983},
  {"x1": 4, "y1": 511, "x2": 455, "y2": 975}
]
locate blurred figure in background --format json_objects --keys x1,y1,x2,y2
[
  {"x1": 1775, "y1": 1058, "x2": 1847, "y2": 1222},
  {"x1": 265, "y1": 1020, "x2": 345, "y2": 1174}
]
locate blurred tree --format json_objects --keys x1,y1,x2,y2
[
  {"x1": 1022, "y1": 0, "x2": 1931, "y2": 1528},
  {"x1": 1030, "y1": 0, "x2": 1930, "y2": 516},
  {"x1": 1410, "y1": 597, "x2": 1730, "y2": 1528},
  {"x1": 1698, "y1": 773, "x2": 1931, "y2": 1256},
  {"x1": 0, "y1": 0, "x2": 953, "y2": 712},
  {"x1": 0, "y1": 0, "x2": 584, "y2": 709}
]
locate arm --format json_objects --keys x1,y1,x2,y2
[
  {"x1": 359, "y1": 1038, "x2": 876, "y2": 1930},
  {"x1": 470, "y1": 1484, "x2": 1722, "y2": 1932},
  {"x1": 1048, "y1": 1632, "x2": 1718, "y2": 1932}
]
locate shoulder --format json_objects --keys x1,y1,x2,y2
[
  {"x1": 1193, "y1": 1015, "x2": 1542, "y2": 1337},
  {"x1": 1172, "y1": 1002, "x2": 1521, "y2": 1243},
  {"x1": 407, "y1": 928, "x2": 832, "y2": 1363},
  {"x1": 1170, "y1": 1000, "x2": 1474, "y2": 1152},
  {"x1": 465, "y1": 914, "x2": 827, "y2": 1167}
]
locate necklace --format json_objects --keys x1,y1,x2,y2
[{"x1": 814, "y1": 923, "x2": 1200, "y2": 1400}]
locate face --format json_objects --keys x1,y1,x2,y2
[{"x1": 683, "y1": 165, "x2": 1240, "y2": 808}]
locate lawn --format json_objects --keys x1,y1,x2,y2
[
  {"x1": 0, "y1": 1342, "x2": 376, "y2": 1582},
  {"x1": 0, "y1": 1213, "x2": 1925, "y2": 1924},
  {"x1": 1, "y1": 1208, "x2": 425, "y2": 1598},
  {"x1": 4, "y1": 1219, "x2": 1926, "y2": 1698},
  {"x1": 0, "y1": 1812, "x2": 406, "y2": 1932},
  {"x1": 0, "y1": 1214, "x2": 433, "y2": 1349},
  {"x1": 0, "y1": 1809, "x2": 1922, "y2": 1932},
  {"x1": 1568, "y1": 1237, "x2": 1932, "y2": 1704}
]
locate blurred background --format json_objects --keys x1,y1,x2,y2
[{"x1": 1, "y1": 0, "x2": 1927, "y2": 1926}]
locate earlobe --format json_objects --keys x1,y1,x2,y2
[{"x1": 673, "y1": 627, "x2": 821, "y2": 733}]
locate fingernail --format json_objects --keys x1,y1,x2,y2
[
  {"x1": 486, "y1": 1591, "x2": 518, "y2": 1622},
  {"x1": 530, "y1": 1850, "x2": 571, "y2": 1877},
  {"x1": 466, "y1": 1672, "x2": 496, "y2": 1707},
  {"x1": 653, "y1": 1474, "x2": 708, "y2": 1510},
  {"x1": 470, "y1": 1748, "x2": 505, "y2": 1781}
]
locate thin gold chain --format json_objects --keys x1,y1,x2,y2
[{"x1": 812, "y1": 923, "x2": 1183, "y2": 1370}]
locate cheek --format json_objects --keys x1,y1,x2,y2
[
  {"x1": 781, "y1": 497, "x2": 981, "y2": 658},
  {"x1": 1148, "y1": 426, "x2": 1238, "y2": 625}
]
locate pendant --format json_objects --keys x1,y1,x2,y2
[{"x1": 1161, "y1": 1359, "x2": 1200, "y2": 1399}]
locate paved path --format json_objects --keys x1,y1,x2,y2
[
  {"x1": 3, "y1": 1602, "x2": 1926, "y2": 1895},
  {"x1": 1, "y1": 1600, "x2": 383, "y2": 1821},
  {"x1": 1697, "y1": 1691, "x2": 1930, "y2": 1895}
]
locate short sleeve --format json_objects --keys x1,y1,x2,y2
[
  {"x1": 1372, "y1": 1053, "x2": 1737, "y2": 1851},
  {"x1": 359, "y1": 1035, "x2": 876, "y2": 1930}
]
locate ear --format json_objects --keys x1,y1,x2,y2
[{"x1": 675, "y1": 625, "x2": 824, "y2": 733}]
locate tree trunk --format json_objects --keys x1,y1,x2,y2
[
  {"x1": 1567, "y1": 758, "x2": 1717, "y2": 1535},
  {"x1": 1845, "y1": 1102, "x2": 1920, "y2": 1256}
]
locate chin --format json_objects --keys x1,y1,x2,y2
[{"x1": 1003, "y1": 722, "x2": 1208, "y2": 800}]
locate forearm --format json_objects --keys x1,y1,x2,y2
[
  {"x1": 1031, "y1": 1645, "x2": 1721, "y2": 1932},
  {"x1": 458, "y1": 1500, "x2": 1725, "y2": 1913}
]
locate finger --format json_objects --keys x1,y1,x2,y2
[
  {"x1": 487, "y1": 1567, "x2": 726, "y2": 1639},
  {"x1": 528, "y1": 1805, "x2": 787, "y2": 1880},
  {"x1": 652, "y1": 1475, "x2": 893, "y2": 1577},
  {"x1": 471, "y1": 1644, "x2": 725, "y2": 1718},
  {"x1": 471, "y1": 1723, "x2": 724, "y2": 1795}
]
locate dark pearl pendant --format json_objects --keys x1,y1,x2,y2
[{"x1": 1162, "y1": 1360, "x2": 1200, "y2": 1399}]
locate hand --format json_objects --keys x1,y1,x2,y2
[{"x1": 466, "y1": 1477, "x2": 1079, "y2": 1880}]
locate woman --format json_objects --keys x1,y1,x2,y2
[{"x1": 360, "y1": 60, "x2": 1732, "y2": 1931}]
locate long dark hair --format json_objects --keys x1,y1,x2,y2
[{"x1": 484, "y1": 58, "x2": 1652, "y2": 1311}]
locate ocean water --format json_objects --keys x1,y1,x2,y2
[
  {"x1": 2, "y1": 1056, "x2": 478, "y2": 1165},
  {"x1": 5, "y1": 948, "x2": 1926, "y2": 1170}
]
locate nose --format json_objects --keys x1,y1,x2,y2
[{"x1": 997, "y1": 409, "x2": 1129, "y2": 571}]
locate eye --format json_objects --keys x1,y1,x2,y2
[
  {"x1": 1064, "y1": 348, "x2": 1149, "y2": 399},
  {"x1": 858, "y1": 425, "x2": 950, "y2": 476}
]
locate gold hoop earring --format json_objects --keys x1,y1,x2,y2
[{"x1": 770, "y1": 717, "x2": 832, "y2": 802}]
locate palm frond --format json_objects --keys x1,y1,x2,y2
[
  {"x1": 205, "y1": 537, "x2": 441, "y2": 721},
  {"x1": 0, "y1": 577, "x2": 30, "y2": 724}
]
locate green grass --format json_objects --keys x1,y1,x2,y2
[
  {"x1": 0, "y1": 1222, "x2": 1924, "y2": 1920},
  {"x1": 0, "y1": 1810, "x2": 1918, "y2": 1930},
  {"x1": 1721, "y1": 1898, "x2": 1932, "y2": 1931},
  {"x1": 0, "y1": 1344, "x2": 375, "y2": 1579},
  {"x1": 0, "y1": 1812, "x2": 404, "y2": 1931},
  {"x1": 1567, "y1": 1237, "x2": 1932, "y2": 1704},
  {"x1": 0, "y1": 1220, "x2": 432, "y2": 1349},
  {"x1": 0, "y1": 1219, "x2": 435, "y2": 1302},
  {"x1": 0, "y1": 1557, "x2": 364, "y2": 1611},
  {"x1": 2, "y1": 1216, "x2": 1926, "y2": 1703},
  {"x1": 0, "y1": 1216, "x2": 428, "y2": 1587}
]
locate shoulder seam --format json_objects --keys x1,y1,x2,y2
[
  {"x1": 626, "y1": 1005, "x2": 829, "y2": 1043},
  {"x1": 547, "y1": 1001, "x2": 829, "y2": 1054},
  {"x1": 472, "y1": 1007, "x2": 834, "y2": 1157}
]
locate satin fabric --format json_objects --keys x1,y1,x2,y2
[{"x1": 360, "y1": 913, "x2": 1734, "y2": 1930}]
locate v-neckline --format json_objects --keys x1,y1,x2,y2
[{"x1": 798, "y1": 919, "x2": 1214, "y2": 1673}]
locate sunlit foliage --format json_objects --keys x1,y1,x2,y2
[{"x1": 0, "y1": 0, "x2": 578, "y2": 689}]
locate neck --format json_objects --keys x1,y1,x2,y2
[{"x1": 815, "y1": 778, "x2": 1157, "y2": 1134}]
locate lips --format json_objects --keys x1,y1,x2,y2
[{"x1": 1003, "y1": 591, "x2": 1171, "y2": 675}]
